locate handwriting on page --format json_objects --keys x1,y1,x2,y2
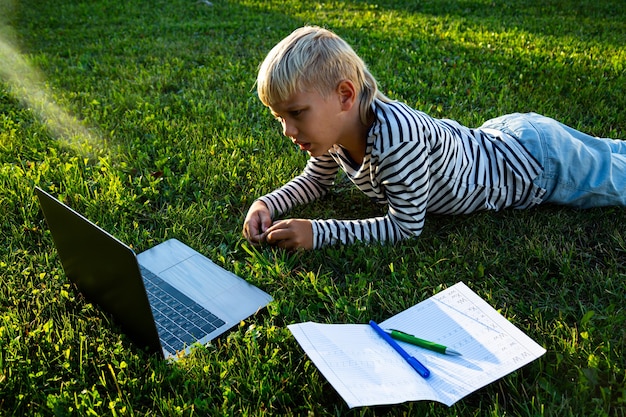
[{"x1": 389, "y1": 286, "x2": 539, "y2": 360}]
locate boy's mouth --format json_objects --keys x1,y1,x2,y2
[{"x1": 294, "y1": 139, "x2": 311, "y2": 152}]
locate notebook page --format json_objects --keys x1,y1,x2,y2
[
  {"x1": 288, "y1": 322, "x2": 441, "y2": 408},
  {"x1": 380, "y1": 282, "x2": 546, "y2": 405}
]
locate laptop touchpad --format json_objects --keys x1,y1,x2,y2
[{"x1": 158, "y1": 255, "x2": 237, "y2": 300}]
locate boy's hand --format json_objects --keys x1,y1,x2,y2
[
  {"x1": 265, "y1": 219, "x2": 313, "y2": 250},
  {"x1": 243, "y1": 200, "x2": 273, "y2": 245}
]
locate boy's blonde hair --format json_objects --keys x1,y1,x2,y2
[{"x1": 257, "y1": 26, "x2": 390, "y2": 125}]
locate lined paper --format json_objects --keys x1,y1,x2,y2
[{"x1": 288, "y1": 282, "x2": 546, "y2": 408}]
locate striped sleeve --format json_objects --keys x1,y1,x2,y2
[
  {"x1": 311, "y1": 216, "x2": 400, "y2": 248},
  {"x1": 258, "y1": 154, "x2": 339, "y2": 217},
  {"x1": 311, "y1": 141, "x2": 430, "y2": 248}
]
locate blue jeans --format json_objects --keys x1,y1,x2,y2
[{"x1": 482, "y1": 113, "x2": 626, "y2": 208}]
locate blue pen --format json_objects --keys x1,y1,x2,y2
[{"x1": 369, "y1": 320, "x2": 430, "y2": 378}]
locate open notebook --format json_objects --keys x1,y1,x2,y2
[{"x1": 288, "y1": 282, "x2": 545, "y2": 407}]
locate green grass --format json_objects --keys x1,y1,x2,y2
[{"x1": 1, "y1": 0, "x2": 625, "y2": 415}]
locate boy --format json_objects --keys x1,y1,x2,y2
[{"x1": 242, "y1": 26, "x2": 626, "y2": 250}]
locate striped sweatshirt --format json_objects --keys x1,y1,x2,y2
[{"x1": 259, "y1": 99, "x2": 545, "y2": 248}]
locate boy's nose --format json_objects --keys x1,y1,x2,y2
[{"x1": 283, "y1": 121, "x2": 297, "y2": 138}]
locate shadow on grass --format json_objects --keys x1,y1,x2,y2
[{"x1": 358, "y1": 0, "x2": 626, "y2": 45}]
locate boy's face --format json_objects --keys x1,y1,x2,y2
[{"x1": 269, "y1": 87, "x2": 353, "y2": 158}]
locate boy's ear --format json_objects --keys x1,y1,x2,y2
[{"x1": 336, "y1": 80, "x2": 357, "y2": 111}]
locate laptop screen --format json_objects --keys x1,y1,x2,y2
[{"x1": 36, "y1": 187, "x2": 162, "y2": 354}]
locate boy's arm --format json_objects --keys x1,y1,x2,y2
[
  {"x1": 243, "y1": 154, "x2": 338, "y2": 249},
  {"x1": 249, "y1": 142, "x2": 431, "y2": 249},
  {"x1": 257, "y1": 154, "x2": 339, "y2": 217},
  {"x1": 310, "y1": 141, "x2": 430, "y2": 248}
]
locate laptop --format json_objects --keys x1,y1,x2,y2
[{"x1": 35, "y1": 186, "x2": 273, "y2": 359}]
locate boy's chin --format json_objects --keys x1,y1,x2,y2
[{"x1": 308, "y1": 145, "x2": 332, "y2": 157}]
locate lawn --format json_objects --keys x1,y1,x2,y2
[{"x1": 1, "y1": 0, "x2": 625, "y2": 415}]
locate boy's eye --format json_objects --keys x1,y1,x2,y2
[{"x1": 290, "y1": 110, "x2": 302, "y2": 117}]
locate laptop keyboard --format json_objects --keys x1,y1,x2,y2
[{"x1": 140, "y1": 266, "x2": 226, "y2": 353}]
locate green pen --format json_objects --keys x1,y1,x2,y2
[{"x1": 386, "y1": 329, "x2": 462, "y2": 356}]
